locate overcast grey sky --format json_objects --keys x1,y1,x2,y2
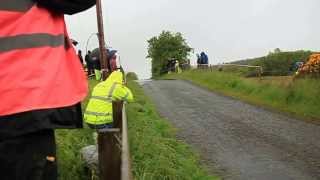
[{"x1": 66, "y1": 0, "x2": 320, "y2": 79}]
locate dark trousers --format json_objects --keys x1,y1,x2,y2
[{"x1": 0, "y1": 129, "x2": 57, "y2": 180}]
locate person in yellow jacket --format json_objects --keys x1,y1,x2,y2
[
  {"x1": 84, "y1": 70, "x2": 133, "y2": 129},
  {"x1": 175, "y1": 60, "x2": 182, "y2": 73}
]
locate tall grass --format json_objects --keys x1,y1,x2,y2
[
  {"x1": 56, "y1": 79, "x2": 98, "y2": 180},
  {"x1": 126, "y1": 78, "x2": 218, "y2": 180},
  {"x1": 56, "y1": 128, "x2": 94, "y2": 180},
  {"x1": 165, "y1": 70, "x2": 320, "y2": 121}
]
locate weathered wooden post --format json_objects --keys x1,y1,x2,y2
[
  {"x1": 96, "y1": 0, "x2": 108, "y2": 80},
  {"x1": 97, "y1": 101, "x2": 122, "y2": 180},
  {"x1": 93, "y1": 1, "x2": 133, "y2": 179},
  {"x1": 258, "y1": 66, "x2": 263, "y2": 80},
  {"x1": 95, "y1": 0, "x2": 122, "y2": 179}
]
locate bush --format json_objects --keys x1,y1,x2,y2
[
  {"x1": 234, "y1": 50, "x2": 312, "y2": 76},
  {"x1": 126, "y1": 72, "x2": 139, "y2": 80}
]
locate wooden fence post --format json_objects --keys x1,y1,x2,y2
[
  {"x1": 98, "y1": 102, "x2": 123, "y2": 180},
  {"x1": 259, "y1": 67, "x2": 263, "y2": 80},
  {"x1": 94, "y1": 1, "x2": 132, "y2": 179}
]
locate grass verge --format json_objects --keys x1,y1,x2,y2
[
  {"x1": 164, "y1": 70, "x2": 320, "y2": 122},
  {"x1": 56, "y1": 79, "x2": 99, "y2": 180},
  {"x1": 126, "y1": 78, "x2": 218, "y2": 180},
  {"x1": 56, "y1": 77, "x2": 218, "y2": 179}
]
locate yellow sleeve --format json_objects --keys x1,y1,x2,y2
[
  {"x1": 122, "y1": 86, "x2": 134, "y2": 102},
  {"x1": 112, "y1": 84, "x2": 134, "y2": 102}
]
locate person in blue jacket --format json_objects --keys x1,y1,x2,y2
[{"x1": 200, "y1": 52, "x2": 209, "y2": 65}]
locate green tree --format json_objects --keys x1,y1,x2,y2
[
  {"x1": 147, "y1": 31, "x2": 192, "y2": 77},
  {"x1": 274, "y1": 48, "x2": 281, "y2": 54}
]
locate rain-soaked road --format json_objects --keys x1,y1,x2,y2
[{"x1": 141, "y1": 80, "x2": 320, "y2": 180}]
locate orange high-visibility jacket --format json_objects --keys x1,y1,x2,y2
[{"x1": 0, "y1": 0, "x2": 88, "y2": 116}]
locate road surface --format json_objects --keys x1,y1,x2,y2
[{"x1": 141, "y1": 80, "x2": 320, "y2": 180}]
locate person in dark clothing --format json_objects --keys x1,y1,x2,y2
[
  {"x1": 200, "y1": 52, "x2": 209, "y2": 69},
  {"x1": 0, "y1": 1, "x2": 95, "y2": 180},
  {"x1": 85, "y1": 50, "x2": 93, "y2": 75},
  {"x1": 91, "y1": 56, "x2": 101, "y2": 70},
  {"x1": 0, "y1": 105, "x2": 83, "y2": 180},
  {"x1": 78, "y1": 50, "x2": 84, "y2": 65},
  {"x1": 168, "y1": 59, "x2": 176, "y2": 72},
  {"x1": 200, "y1": 52, "x2": 209, "y2": 65},
  {"x1": 90, "y1": 48, "x2": 117, "y2": 72},
  {"x1": 107, "y1": 49, "x2": 118, "y2": 72}
]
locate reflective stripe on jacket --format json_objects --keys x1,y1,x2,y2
[
  {"x1": 0, "y1": 1, "x2": 88, "y2": 116},
  {"x1": 84, "y1": 71, "x2": 133, "y2": 126}
]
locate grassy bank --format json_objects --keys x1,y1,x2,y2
[
  {"x1": 56, "y1": 77, "x2": 218, "y2": 180},
  {"x1": 164, "y1": 70, "x2": 320, "y2": 121},
  {"x1": 56, "y1": 80, "x2": 98, "y2": 180},
  {"x1": 126, "y1": 78, "x2": 218, "y2": 180}
]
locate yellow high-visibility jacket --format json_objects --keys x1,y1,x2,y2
[{"x1": 84, "y1": 71, "x2": 133, "y2": 127}]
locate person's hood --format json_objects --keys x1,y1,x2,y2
[{"x1": 106, "y1": 71, "x2": 123, "y2": 84}]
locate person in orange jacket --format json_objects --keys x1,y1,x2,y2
[{"x1": 0, "y1": 1, "x2": 95, "y2": 179}]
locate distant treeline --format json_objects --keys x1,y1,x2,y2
[{"x1": 233, "y1": 50, "x2": 313, "y2": 76}]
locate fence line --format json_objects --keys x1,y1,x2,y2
[
  {"x1": 121, "y1": 105, "x2": 133, "y2": 180},
  {"x1": 97, "y1": 102, "x2": 132, "y2": 180}
]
